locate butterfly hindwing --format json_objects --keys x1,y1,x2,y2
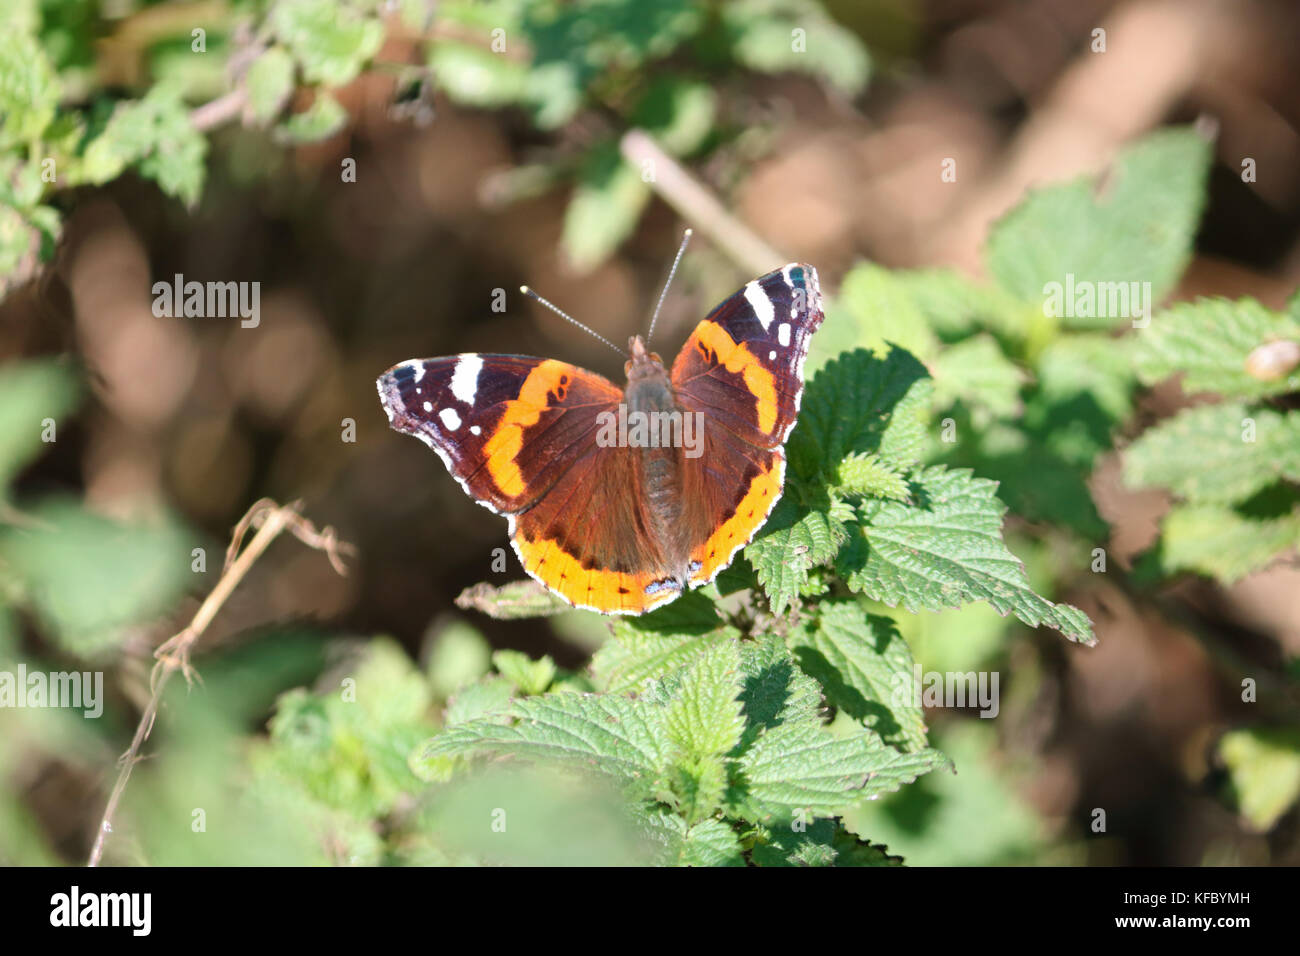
[{"x1": 508, "y1": 444, "x2": 684, "y2": 614}]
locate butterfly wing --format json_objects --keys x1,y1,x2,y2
[
  {"x1": 377, "y1": 354, "x2": 682, "y2": 613},
  {"x1": 507, "y1": 438, "x2": 684, "y2": 614},
  {"x1": 669, "y1": 263, "x2": 825, "y2": 586}
]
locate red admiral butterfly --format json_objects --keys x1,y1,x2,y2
[{"x1": 377, "y1": 244, "x2": 824, "y2": 615}]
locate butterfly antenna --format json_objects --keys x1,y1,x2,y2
[
  {"x1": 646, "y1": 227, "x2": 692, "y2": 346},
  {"x1": 519, "y1": 285, "x2": 626, "y2": 357}
]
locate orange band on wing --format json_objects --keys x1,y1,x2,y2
[
  {"x1": 689, "y1": 455, "x2": 784, "y2": 585},
  {"x1": 692, "y1": 322, "x2": 778, "y2": 435},
  {"x1": 513, "y1": 530, "x2": 679, "y2": 614},
  {"x1": 482, "y1": 360, "x2": 573, "y2": 499}
]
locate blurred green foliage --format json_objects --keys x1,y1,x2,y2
[{"x1": 1, "y1": 0, "x2": 872, "y2": 287}]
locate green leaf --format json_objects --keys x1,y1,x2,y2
[
  {"x1": 146, "y1": 709, "x2": 385, "y2": 864},
  {"x1": 751, "y1": 817, "x2": 901, "y2": 866},
  {"x1": 244, "y1": 47, "x2": 297, "y2": 125},
  {"x1": 0, "y1": 30, "x2": 59, "y2": 146},
  {"x1": 0, "y1": 499, "x2": 194, "y2": 656},
  {"x1": 1219, "y1": 728, "x2": 1300, "y2": 831},
  {"x1": 271, "y1": 0, "x2": 385, "y2": 88},
  {"x1": 746, "y1": 496, "x2": 851, "y2": 615},
  {"x1": 593, "y1": 630, "x2": 732, "y2": 693},
  {"x1": 665, "y1": 753, "x2": 728, "y2": 824},
  {"x1": 651, "y1": 813, "x2": 745, "y2": 866},
  {"x1": 844, "y1": 721, "x2": 1046, "y2": 865},
  {"x1": 131, "y1": 91, "x2": 206, "y2": 203},
  {"x1": 0, "y1": 195, "x2": 59, "y2": 295},
  {"x1": 986, "y1": 127, "x2": 1211, "y2": 326},
  {"x1": 834, "y1": 452, "x2": 909, "y2": 501},
  {"x1": 0, "y1": 603, "x2": 16, "y2": 664},
  {"x1": 561, "y1": 141, "x2": 651, "y2": 273},
  {"x1": 1031, "y1": 333, "x2": 1135, "y2": 458},
  {"x1": 492, "y1": 649, "x2": 557, "y2": 696},
  {"x1": 931, "y1": 334, "x2": 1028, "y2": 421},
  {"x1": 735, "y1": 634, "x2": 826, "y2": 749},
  {"x1": 841, "y1": 465, "x2": 1096, "y2": 644},
  {"x1": 788, "y1": 600, "x2": 928, "y2": 751},
  {"x1": 81, "y1": 84, "x2": 208, "y2": 205},
  {"x1": 750, "y1": 817, "x2": 837, "y2": 866},
  {"x1": 347, "y1": 637, "x2": 434, "y2": 726},
  {"x1": 747, "y1": 346, "x2": 933, "y2": 615},
  {"x1": 814, "y1": 264, "x2": 941, "y2": 365},
  {"x1": 1151, "y1": 504, "x2": 1299, "y2": 584},
  {"x1": 454, "y1": 578, "x2": 573, "y2": 618},
  {"x1": 738, "y1": 720, "x2": 949, "y2": 818},
  {"x1": 275, "y1": 92, "x2": 347, "y2": 144},
  {"x1": 445, "y1": 677, "x2": 515, "y2": 727},
  {"x1": 522, "y1": 62, "x2": 584, "y2": 130},
  {"x1": 1123, "y1": 402, "x2": 1300, "y2": 505},
  {"x1": 788, "y1": 347, "x2": 933, "y2": 482},
  {"x1": 630, "y1": 77, "x2": 716, "y2": 156},
  {"x1": 424, "y1": 618, "x2": 492, "y2": 698},
  {"x1": 0, "y1": 360, "x2": 79, "y2": 491},
  {"x1": 724, "y1": 0, "x2": 870, "y2": 96},
  {"x1": 420, "y1": 692, "x2": 666, "y2": 790},
  {"x1": 894, "y1": 268, "x2": 1027, "y2": 342},
  {"x1": 263, "y1": 639, "x2": 435, "y2": 819},
  {"x1": 523, "y1": 0, "x2": 703, "y2": 81},
  {"x1": 428, "y1": 42, "x2": 529, "y2": 109},
  {"x1": 0, "y1": 204, "x2": 41, "y2": 295},
  {"x1": 1136, "y1": 297, "x2": 1300, "y2": 400},
  {"x1": 416, "y1": 765, "x2": 659, "y2": 865},
  {"x1": 952, "y1": 420, "x2": 1108, "y2": 539},
  {"x1": 620, "y1": 588, "x2": 725, "y2": 636},
  {"x1": 663, "y1": 640, "x2": 745, "y2": 759}
]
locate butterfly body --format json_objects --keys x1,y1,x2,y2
[
  {"x1": 622, "y1": 336, "x2": 690, "y2": 583},
  {"x1": 378, "y1": 263, "x2": 824, "y2": 615}
]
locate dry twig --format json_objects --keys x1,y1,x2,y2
[
  {"x1": 620, "y1": 129, "x2": 788, "y2": 277},
  {"x1": 86, "y1": 498, "x2": 355, "y2": 867}
]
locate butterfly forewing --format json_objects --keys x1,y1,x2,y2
[
  {"x1": 669, "y1": 264, "x2": 825, "y2": 585},
  {"x1": 377, "y1": 352, "x2": 682, "y2": 613},
  {"x1": 377, "y1": 354, "x2": 621, "y2": 514}
]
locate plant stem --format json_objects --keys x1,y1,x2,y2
[
  {"x1": 620, "y1": 129, "x2": 787, "y2": 277},
  {"x1": 86, "y1": 498, "x2": 354, "y2": 867}
]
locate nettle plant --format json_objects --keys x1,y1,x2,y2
[
  {"x1": 829, "y1": 127, "x2": 1214, "y2": 551},
  {"x1": 1124, "y1": 298, "x2": 1300, "y2": 585},
  {"x1": 404, "y1": 337, "x2": 1093, "y2": 865}
]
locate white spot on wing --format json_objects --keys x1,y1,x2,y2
[
  {"x1": 413, "y1": 363, "x2": 426, "y2": 384},
  {"x1": 744, "y1": 281, "x2": 775, "y2": 331},
  {"x1": 778, "y1": 322, "x2": 791, "y2": 347},
  {"x1": 423, "y1": 401, "x2": 432, "y2": 412},
  {"x1": 440, "y1": 407, "x2": 462, "y2": 430},
  {"x1": 784, "y1": 264, "x2": 801, "y2": 317},
  {"x1": 769, "y1": 350, "x2": 776, "y2": 360},
  {"x1": 450, "y1": 354, "x2": 482, "y2": 404},
  {"x1": 470, "y1": 425, "x2": 481, "y2": 436}
]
